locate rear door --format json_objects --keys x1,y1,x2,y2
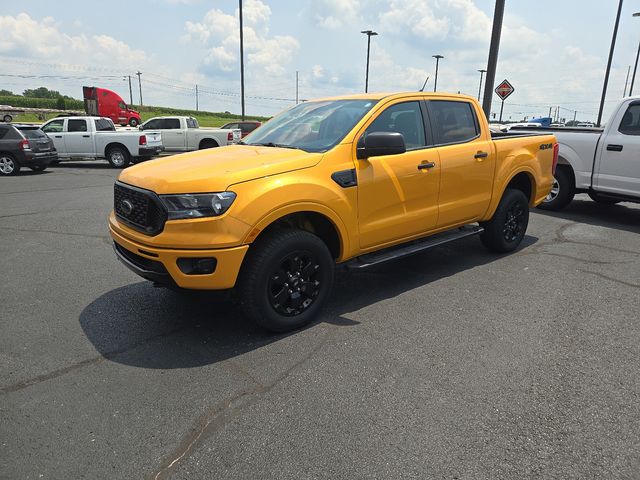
[
  {"x1": 426, "y1": 99, "x2": 495, "y2": 228},
  {"x1": 593, "y1": 101, "x2": 640, "y2": 197},
  {"x1": 42, "y1": 119, "x2": 67, "y2": 154},
  {"x1": 64, "y1": 119, "x2": 94, "y2": 157}
]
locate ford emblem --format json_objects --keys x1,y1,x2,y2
[{"x1": 121, "y1": 199, "x2": 134, "y2": 215}]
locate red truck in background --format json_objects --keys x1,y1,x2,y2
[{"x1": 82, "y1": 86, "x2": 141, "y2": 127}]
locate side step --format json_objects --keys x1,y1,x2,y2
[{"x1": 345, "y1": 225, "x2": 484, "y2": 269}]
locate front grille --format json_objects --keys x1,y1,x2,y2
[
  {"x1": 114, "y1": 182, "x2": 167, "y2": 235},
  {"x1": 114, "y1": 242, "x2": 168, "y2": 274}
]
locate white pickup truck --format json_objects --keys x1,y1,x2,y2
[
  {"x1": 41, "y1": 116, "x2": 163, "y2": 168},
  {"x1": 139, "y1": 116, "x2": 241, "y2": 152},
  {"x1": 513, "y1": 97, "x2": 640, "y2": 210}
]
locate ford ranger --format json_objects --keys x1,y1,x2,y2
[{"x1": 109, "y1": 93, "x2": 556, "y2": 332}]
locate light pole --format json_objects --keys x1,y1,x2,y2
[
  {"x1": 477, "y1": 69, "x2": 487, "y2": 100},
  {"x1": 597, "y1": 0, "x2": 624, "y2": 127},
  {"x1": 361, "y1": 30, "x2": 378, "y2": 93},
  {"x1": 630, "y1": 12, "x2": 640, "y2": 96},
  {"x1": 239, "y1": 0, "x2": 245, "y2": 120},
  {"x1": 432, "y1": 55, "x2": 444, "y2": 92},
  {"x1": 482, "y1": 0, "x2": 505, "y2": 120}
]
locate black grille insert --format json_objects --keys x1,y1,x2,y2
[{"x1": 114, "y1": 182, "x2": 167, "y2": 235}]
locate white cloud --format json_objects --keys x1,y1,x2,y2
[{"x1": 312, "y1": 0, "x2": 361, "y2": 29}]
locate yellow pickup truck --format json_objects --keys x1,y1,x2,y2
[{"x1": 109, "y1": 92, "x2": 557, "y2": 332}]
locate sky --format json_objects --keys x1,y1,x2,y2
[{"x1": 1, "y1": 0, "x2": 640, "y2": 123}]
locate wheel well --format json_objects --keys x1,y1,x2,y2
[
  {"x1": 199, "y1": 138, "x2": 219, "y2": 149},
  {"x1": 257, "y1": 212, "x2": 341, "y2": 259},
  {"x1": 105, "y1": 143, "x2": 129, "y2": 157},
  {"x1": 506, "y1": 172, "x2": 534, "y2": 203}
]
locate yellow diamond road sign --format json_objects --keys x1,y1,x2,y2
[{"x1": 495, "y1": 79, "x2": 514, "y2": 100}]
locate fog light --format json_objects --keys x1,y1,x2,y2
[{"x1": 177, "y1": 257, "x2": 217, "y2": 275}]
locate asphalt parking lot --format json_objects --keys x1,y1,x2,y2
[{"x1": 1, "y1": 163, "x2": 639, "y2": 479}]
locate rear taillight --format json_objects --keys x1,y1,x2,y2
[
  {"x1": 552, "y1": 143, "x2": 559, "y2": 175},
  {"x1": 20, "y1": 139, "x2": 30, "y2": 151},
  {"x1": 227, "y1": 131, "x2": 233, "y2": 142},
  {"x1": 139, "y1": 135, "x2": 147, "y2": 146}
]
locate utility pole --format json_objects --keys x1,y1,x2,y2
[
  {"x1": 295, "y1": 71, "x2": 299, "y2": 104},
  {"x1": 573, "y1": 110, "x2": 577, "y2": 123},
  {"x1": 477, "y1": 69, "x2": 486, "y2": 100},
  {"x1": 127, "y1": 76, "x2": 133, "y2": 105},
  {"x1": 239, "y1": 0, "x2": 245, "y2": 120},
  {"x1": 597, "y1": 0, "x2": 623, "y2": 127},
  {"x1": 623, "y1": 66, "x2": 631, "y2": 96},
  {"x1": 195, "y1": 84, "x2": 199, "y2": 111},
  {"x1": 432, "y1": 55, "x2": 444, "y2": 92},
  {"x1": 630, "y1": 12, "x2": 640, "y2": 96},
  {"x1": 136, "y1": 71, "x2": 143, "y2": 106},
  {"x1": 482, "y1": 0, "x2": 506, "y2": 120},
  {"x1": 361, "y1": 30, "x2": 378, "y2": 93}
]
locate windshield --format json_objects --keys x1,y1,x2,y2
[{"x1": 243, "y1": 99, "x2": 377, "y2": 152}]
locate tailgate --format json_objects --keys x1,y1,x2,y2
[
  {"x1": 143, "y1": 131, "x2": 163, "y2": 147},
  {"x1": 231, "y1": 129, "x2": 241, "y2": 144}
]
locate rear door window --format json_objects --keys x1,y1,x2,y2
[
  {"x1": 68, "y1": 119, "x2": 88, "y2": 132},
  {"x1": 429, "y1": 100, "x2": 479, "y2": 144},
  {"x1": 365, "y1": 101, "x2": 427, "y2": 150},
  {"x1": 241, "y1": 123, "x2": 258, "y2": 133},
  {"x1": 42, "y1": 119, "x2": 64, "y2": 133},
  {"x1": 0, "y1": 126, "x2": 21, "y2": 140},
  {"x1": 618, "y1": 104, "x2": 640, "y2": 136}
]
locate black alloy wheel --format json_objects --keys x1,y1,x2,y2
[
  {"x1": 480, "y1": 188, "x2": 530, "y2": 253},
  {"x1": 503, "y1": 200, "x2": 526, "y2": 242},
  {"x1": 268, "y1": 251, "x2": 322, "y2": 316}
]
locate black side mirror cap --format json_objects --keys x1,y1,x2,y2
[{"x1": 357, "y1": 132, "x2": 406, "y2": 159}]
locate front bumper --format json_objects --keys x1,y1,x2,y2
[{"x1": 110, "y1": 225, "x2": 249, "y2": 290}]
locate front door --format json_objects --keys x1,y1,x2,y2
[
  {"x1": 42, "y1": 119, "x2": 66, "y2": 155},
  {"x1": 427, "y1": 99, "x2": 495, "y2": 228},
  {"x1": 356, "y1": 100, "x2": 440, "y2": 249},
  {"x1": 594, "y1": 101, "x2": 640, "y2": 197}
]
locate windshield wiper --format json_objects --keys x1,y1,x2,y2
[{"x1": 248, "y1": 142, "x2": 300, "y2": 150}]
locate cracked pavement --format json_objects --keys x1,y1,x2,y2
[{"x1": 1, "y1": 163, "x2": 639, "y2": 479}]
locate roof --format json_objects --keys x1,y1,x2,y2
[{"x1": 311, "y1": 91, "x2": 478, "y2": 103}]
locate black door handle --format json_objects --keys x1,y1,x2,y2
[
  {"x1": 82, "y1": 135, "x2": 90, "y2": 138},
  {"x1": 417, "y1": 162, "x2": 436, "y2": 170},
  {"x1": 474, "y1": 151, "x2": 489, "y2": 159},
  {"x1": 606, "y1": 144, "x2": 623, "y2": 152},
  {"x1": 54, "y1": 135, "x2": 62, "y2": 138}
]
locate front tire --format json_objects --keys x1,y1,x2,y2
[
  {"x1": 537, "y1": 166, "x2": 574, "y2": 211},
  {"x1": 129, "y1": 118, "x2": 139, "y2": 127},
  {"x1": 29, "y1": 165, "x2": 47, "y2": 172},
  {"x1": 480, "y1": 189, "x2": 530, "y2": 253},
  {"x1": 0, "y1": 154, "x2": 19, "y2": 176},
  {"x1": 106, "y1": 146, "x2": 130, "y2": 168},
  {"x1": 3, "y1": 114, "x2": 12, "y2": 123},
  {"x1": 237, "y1": 229, "x2": 334, "y2": 333}
]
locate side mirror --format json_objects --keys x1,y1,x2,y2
[
  {"x1": 356, "y1": 132, "x2": 406, "y2": 159},
  {"x1": 138, "y1": 125, "x2": 144, "y2": 131}
]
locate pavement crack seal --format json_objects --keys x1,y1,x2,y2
[
  {"x1": 580, "y1": 269, "x2": 639, "y2": 289},
  {"x1": 148, "y1": 326, "x2": 336, "y2": 480},
  {"x1": 0, "y1": 324, "x2": 191, "y2": 395}
]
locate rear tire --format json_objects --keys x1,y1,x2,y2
[
  {"x1": 0, "y1": 154, "x2": 19, "y2": 176},
  {"x1": 237, "y1": 229, "x2": 334, "y2": 333},
  {"x1": 3, "y1": 115, "x2": 12, "y2": 123},
  {"x1": 588, "y1": 192, "x2": 621, "y2": 205},
  {"x1": 199, "y1": 140, "x2": 219, "y2": 150},
  {"x1": 106, "y1": 146, "x2": 130, "y2": 168},
  {"x1": 480, "y1": 189, "x2": 530, "y2": 253},
  {"x1": 537, "y1": 166, "x2": 574, "y2": 211}
]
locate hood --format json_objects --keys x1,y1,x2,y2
[{"x1": 119, "y1": 145, "x2": 323, "y2": 194}]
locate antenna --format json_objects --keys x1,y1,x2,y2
[{"x1": 419, "y1": 76, "x2": 430, "y2": 92}]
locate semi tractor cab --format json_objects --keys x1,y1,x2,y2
[{"x1": 83, "y1": 86, "x2": 141, "y2": 127}]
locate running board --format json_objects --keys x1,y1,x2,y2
[{"x1": 346, "y1": 225, "x2": 484, "y2": 269}]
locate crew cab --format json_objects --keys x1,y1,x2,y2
[
  {"x1": 140, "y1": 116, "x2": 241, "y2": 152},
  {"x1": 41, "y1": 116, "x2": 163, "y2": 168},
  {"x1": 109, "y1": 92, "x2": 556, "y2": 332},
  {"x1": 512, "y1": 97, "x2": 640, "y2": 210}
]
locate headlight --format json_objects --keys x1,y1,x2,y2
[{"x1": 160, "y1": 192, "x2": 236, "y2": 220}]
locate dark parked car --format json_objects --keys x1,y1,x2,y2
[
  {"x1": 220, "y1": 120, "x2": 261, "y2": 138},
  {"x1": 0, "y1": 124, "x2": 58, "y2": 176}
]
